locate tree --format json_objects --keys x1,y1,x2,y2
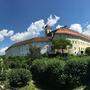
[
  {"x1": 29, "y1": 46, "x2": 41, "y2": 60},
  {"x1": 52, "y1": 38, "x2": 72, "y2": 50},
  {"x1": 52, "y1": 38, "x2": 72, "y2": 59},
  {"x1": 85, "y1": 47, "x2": 90, "y2": 55}
]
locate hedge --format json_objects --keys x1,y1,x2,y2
[
  {"x1": 7, "y1": 69, "x2": 32, "y2": 88},
  {"x1": 31, "y1": 57, "x2": 90, "y2": 90},
  {"x1": 85, "y1": 47, "x2": 90, "y2": 55}
]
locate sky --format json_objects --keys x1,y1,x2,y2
[{"x1": 0, "y1": 0, "x2": 90, "y2": 55}]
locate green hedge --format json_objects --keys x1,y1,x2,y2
[
  {"x1": 85, "y1": 47, "x2": 90, "y2": 55},
  {"x1": 31, "y1": 57, "x2": 89, "y2": 89},
  {"x1": 4, "y1": 56, "x2": 29, "y2": 69},
  {"x1": 0, "y1": 70, "x2": 6, "y2": 81},
  {"x1": 64, "y1": 60, "x2": 88, "y2": 88},
  {"x1": 7, "y1": 69, "x2": 32, "y2": 88}
]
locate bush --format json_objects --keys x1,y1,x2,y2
[
  {"x1": 31, "y1": 58, "x2": 67, "y2": 89},
  {"x1": 7, "y1": 69, "x2": 32, "y2": 88},
  {"x1": 64, "y1": 60, "x2": 88, "y2": 88},
  {"x1": 85, "y1": 47, "x2": 90, "y2": 55},
  {"x1": 0, "y1": 60, "x2": 6, "y2": 81},
  {"x1": 31, "y1": 57, "x2": 89, "y2": 90},
  {"x1": 0, "y1": 70, "x2": 6, "y2": 81},
  {"x1": 4, "y1": 56, "x2": 29, "y2": 69},
  {"x1": 29, "y1": 47, "x2": 42, "y2": 60}
]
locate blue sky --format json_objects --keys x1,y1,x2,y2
[{"x1": 0, "y1": 0, "x2": 90, "y2": 54}]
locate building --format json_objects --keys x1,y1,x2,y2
[
  {"x1": 5, "y1": 27, "x2": 90, "y2": 56},
  {"x1": 54, "y1": 28, "x2": 90, "y2": 54},
  {"x1": 6, "y1": 37, "x2": 49, "y2": 56}
]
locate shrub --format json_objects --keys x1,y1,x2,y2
[
  {"x1": 0, "y1": 70, "x2": 6, "y2": 81},
  {"x1": 64, "y1": 60, "x2": 88, "y2": 88},
  {"x1": 85, "y1": 47, "x2": 90, "y2": 55},
  {"x1": 31, "y1": 57, "x2": 89, "y2": 89},
  {"x1": 4, "y1": 56, "x2": 29, "y2": 69},
  {"x1": 29, "y1": 46, "x2": 42, "y2": 60},
  {"x1": 7, "y1": 69, "x2": 32, "y2": 88},
  {"x1": 0, "y1": 59, "x2": 6, "y2": 81},
  {"x1": 31, "y1": 58, "x2": 66, "y2": 89}
]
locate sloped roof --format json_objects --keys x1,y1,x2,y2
[
  {"x1": 6, "y1": 37, "x2": 49, "y2": 51},
  {"x1": 6, "y1": 28, "x2": 90, "y2": 52},
  {"x1": 55, "y1": 28, "x2": 90, "y2": 41}
]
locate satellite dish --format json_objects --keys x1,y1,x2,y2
[{"x1": 40, "y1": 45, "x2": 49, "y2": 54}]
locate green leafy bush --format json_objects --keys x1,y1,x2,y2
[
  {"x1": 0, "y1": 70, "x2": 6, "y2": 81},
  {"x1": 85, "y1": 47, "x2": 90, "y2": 55},
  {"x1": 7, "y1": 69, "x2": 32, "y2": 88},
  {"x1": 31, "y1": 57, "x2": 89, "y2": 89},
  {"x1": 64, "y1": 60, "x2": 88, "y2": 88},
  {"x1": 0, "y1": 59, "x2": 6, "y2": 81},
  {"x1": 4, "y1": 56, "x2": 29, "y2": 69},
  {"x1": 31, "y1": 58, "x2": 66, "y2": 89},
  {"x1": 29, "y1": 46, "x2": 42, "y2": 60}
]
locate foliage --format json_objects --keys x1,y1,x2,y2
[
  {"x1": 7, "y1": 69, "x2": 32, "y2": 88},
  {"x1": 31, "y1": 58, "x2": 66, "y2": 89},
  {"x1": 64, "y1": 60, "x2": 88, "y2": 88},
  {"x1": 0, "y1": 70, "x2": 6, "y2": 81},
  {"x1": 4, "y1": 56, "x2": 29, "y2": 69},
  {"x1": 85, "y1": 47, "x2": 90, "y2": 55},
  {"x1": 29, "y1": 46, "x2": 42, "y2": 60},
  {"x1": 1, "y1": 55, "x2": 90, "y2": 89},
  {"x1": 19, "y1": 81, "x2": 38, "y2": 90},
  {"x1": 52, "y1": 38, "x2": 72, "y2": 49},
  {"x1": 31, "y1": 57, "x2": 90, "y2": 89},
  {"x1": 0, "y1": 58, "x2": 6, "y2": 81}
]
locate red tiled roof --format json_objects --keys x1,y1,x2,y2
[
  {"x1": 56, "y1": 28, "x2": 80, "y2": 36},
  {"x1": 6, "y1": 37, "x2": 49, "y2": 51},
  {"x1": 6, "y1": 28, "x2": 90, "y2": 52},
  {"x1": 55, "y1": 28, "x2": 90, "y2": 41}
]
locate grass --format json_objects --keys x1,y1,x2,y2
[
  {"x1": 73, "y1": 86, "x2": 86, "y2": 90},
  {"x1": 19, "y1": 81, "x2": 39, "y2": 90}
]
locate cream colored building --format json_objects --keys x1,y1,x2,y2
[
  {"x1": 5, "y1": 27, "x2": 90, "y2": 56},
  {"x1": 54, "y1": 28, "x2": 90, "y2": 55}
]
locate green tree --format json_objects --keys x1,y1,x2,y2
[
  {"x1": 52, "y1": 38, "x2": 72, "y2": 49},
  {"x1": 29, "y1": 46, "x2": 41, "y2": 60}
]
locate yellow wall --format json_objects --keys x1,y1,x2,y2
[{"x1": 68, "y1": 38, "x2": 90, "y2": 54}]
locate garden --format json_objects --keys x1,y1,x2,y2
[
  {"x1": 0, "y1": 55, "x2": 90, "y2": 90},
  {"x1": 0, "y1": 39, "x2": 90, "y2": 90}
]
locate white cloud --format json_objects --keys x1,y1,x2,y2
[
  {"x1": 11, "y1": 19, "x2": 45, "y2": 42},
  {"x1": 0, "y1": 47, "x2": 8, "y2": 55},
  {"x1": 69, "y1": 23, "x2": 90, "y2": 36},
  {"x1": 82, "y1": 24, "x2": 90, "y2": 36},
  {"x1": 7, "y1": 30, "x2": 14, "y2": 37},
  {"x1": 56, "y1": 25, "x2": 63, "y2": 29},
  {"x1": 10, "y1": 31, "x2": 37, "y2": 42},
  {"x1": 27, "y1": 19, "x2": 45, "y2": 32},
  {"x1": 46, "y1": 15, "x2": 60, "y2": 26},
  {"x1": 11, "y1": 15, "x2": 60, "y2": 42},
  {"x1": 0, "y1": 34, "x2": 4, "y2": 41},
  {"x1": 0, "y1": 29, "x2": 14, "y2": 37},
  {"x1": 0, "y1": 29, "x2": 14, "y2": 41},
  {"x1": 70, "y1": 24, "x2": 82, "y2": 33},
  {"x1": 0, "y1": 29, "x2": 8, "y2": 36}
]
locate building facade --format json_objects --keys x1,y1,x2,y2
[
  {"x1": 6, "y1": 37, "x2": 49, "y2": 56},
  {"x1": 54, "y1": 28, "x2": 90, "y2": 54},
  {"x1": 5, "y1": 27, "x2": 90, "y2": 56}
]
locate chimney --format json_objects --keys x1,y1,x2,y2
[{"x1": 44, "y1": 25, "x2": 52, "y2": 35}]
